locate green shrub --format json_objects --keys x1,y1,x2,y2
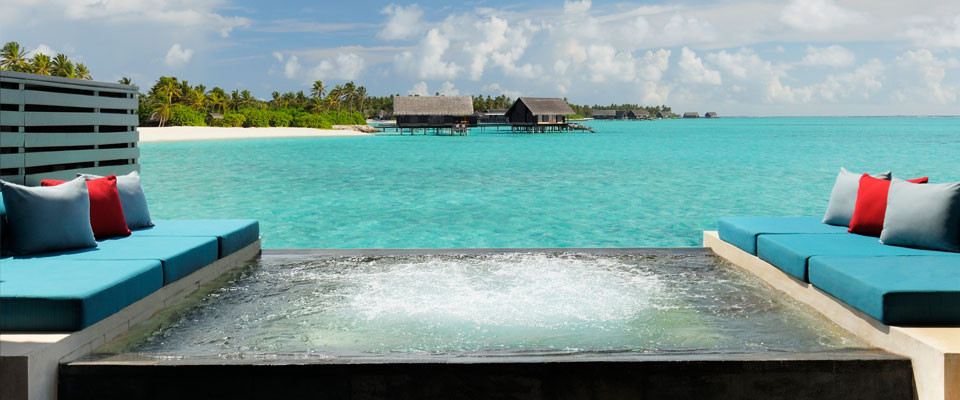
[
  {"x1": 240, "y1": 109, "x2": 270, "y2": 127},
  {"x1": 167, "y1": 105, "x2": 206, "y2": 126},
  {"x1": 269, "y1": 111, "x2": 293, "y2": 127},
  {"x1": 210, "y1": 113, "x2": 245, "y2": 127},
  {"x1": 292, "y1": 113, "x2": 329, "y2": 129}
]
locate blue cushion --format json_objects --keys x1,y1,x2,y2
[
  {"x1": 809, "y1": 256, "x2": 960, "y2": 325},
  {"x1": 718, "y1": 217, "x2": 847, "y2": 255},
  {"x1": 13, "y1": 236, "x2": 218, "y2": 285},
  {"x1": 0, "y1": 178, "x2": 97, "y2": 255},
  {"x1": 757, "y1": 233, "x2": 955, "y2": 282},
  {"x1": 0, "y1": 192, "x2": 8, "y2": 256},
  {"x1": 0, "y1": 259, "x2": 163, "y2": 331},
  {"x1": 130, "y1": 219, "x2": 259, "y2": 258}
]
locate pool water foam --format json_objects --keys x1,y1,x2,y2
[{"x1": 130, "y1": 253, "x2": 866, "y2": 358}]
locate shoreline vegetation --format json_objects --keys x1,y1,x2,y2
[{"x1": 2, "y1": 40, "x2": 681, "y2": 137}]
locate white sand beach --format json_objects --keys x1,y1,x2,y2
[{"x1": 139, "y1": 126, "x2": 373, "y2": 142}]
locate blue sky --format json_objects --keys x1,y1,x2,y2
[{"x1": 2, "y1": 0, "x2": 959, "y2": 115}]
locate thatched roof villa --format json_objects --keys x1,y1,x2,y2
[
  {"x1": 683, "y1": 112, "x2": 699, "y2": 118},
  {"x1": 656, "y1": 111, "x2": 671, "y2": 119},
  {"x1": 628, "y1": 110, "x2": 650, "y2": 119},
  {"x1": 478, "y1": 108, "x2": 508, "y2": 124},
  {"x1": 393, "y1": 96, "x2": 476, "y2": 130},
  {"x1": 705, "y1": 112, "x2": 718, "y2": 118},
  {"x1": 506, "y1": 97, "x2": 575, "y2": 132},
  {"x1": 593, "y1": 110, "x2": 616, "y2": 119}
]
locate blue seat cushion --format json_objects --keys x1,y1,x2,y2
[
  {"x1": 0, "y1": 259, "x2": 163, "y2": 331},
  {"x1": 718, "y1": 217, "x2": 847, "y2": 255},
  {"x1": 13, "y1": 236, "x2": 218, "y2": 285},
  {"x1": 130, "y1": 219, "x2": 259, "y2": 258},
  {"x1": 809, "y1": 256, "x2": 960, "y2": 325},
  {"x1": 757, "y1": 233, "x2": 955, "y2": 282}
]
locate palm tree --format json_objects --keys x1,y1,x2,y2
[
  {"x1": 1, "y1": 41, "x2": 31, "y2": 72},
  {"x1": 229, "y1": 90, "x2": 240, "y2": 111},
  {"x1": 308, "y1": 97, "x2": 325, "y2": 113},
  {"x1": 150, "y1": 99, "x2": 173, "y2": 127},
  {"x1": 342, "y1": 82, "x2": 356, "y2": 110},
  {"x1": 75, "y1": 63, "x2": 92, "y2": 80},
  {"x1": 310, "y1": 80, "x2": 325, "y2": 99},
  {"x1": 118, "y1": 77, "x2": 133, "y2": 85},
  {"x1": 51, "y1": 53, "x2": 75, "y2": 78},
  {"x1": 356, "y1": 86, "x2": 367, "y2": 113},
  {"x1": 187, "y1": 89, "x2": 205, "y2": 111},
  {"x1": 30, "y1": 54, "x2": 51, "y2": 76},
  {"x1": 239, "y1": 90, "x2": 254, "y2": 108}
]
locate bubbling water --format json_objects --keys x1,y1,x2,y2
[{"x1": 132, "y1": 253, "x2": 865, "y2": 357}]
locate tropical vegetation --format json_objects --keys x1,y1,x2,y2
[
  {"x1": 1, "y1": 41, "x2": 92, "y2": 79},
  {"x1": 140, "y1": 77, "x2": 368, "y2": 128}
]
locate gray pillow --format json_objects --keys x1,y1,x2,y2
[
  {"x1": 880, "y1": 181, "x2": 960, "y2": 253},
  {"x1": 79, "y1": 171, "x2": 153, "y2": 229},
  {"x1": 0, "y1": 178, "x2": 97, "y2": 255},
  {"x1": 822, "y1": 167, "x2": 891, "y2": 226}
]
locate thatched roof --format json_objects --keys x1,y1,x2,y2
[
  {"x1": 656, "y1": 111, "x2": 670, "y2": 118},
  {"x1": 593, "y1": 110, "x2": 618, "y2": 117},
  {"x1": 683, "y1": 112, "x2": 699, "y2": 118},
  {"x1": 631, "y1": 109, "x2": 650, "y2": 117},
  {"x1": 511, "y1": 97, "x2": 574, "y2": 116},
  {"x1": 393, "y1": 96, "x2": 474, "y2": 116},
  {"x1": 208, "y1": 113, "x2": 224, "y2": 120},
  {"x1": 705, "y1": 112, "x2": 718, "y2": 118}
]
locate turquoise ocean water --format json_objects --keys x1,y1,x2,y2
[{"x1": 140, "y1": 117, "x2": 960, "y2": 249}]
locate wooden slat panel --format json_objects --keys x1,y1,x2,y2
[
  {"x1": 2, "y1": 72, "x2": 137, "y2": 93},
  {"x1": 1, "y1": 110, "x2": 24, "y2": 126},
  {"x1": 24, "y1": 147, "x2": 139, "y2": 167},
  {"x1": 23, "y1": 112, "x2": 137, "y2": 126},
  {"x1": 1, "y1": 153, "x2": 24, "y2": 169},
  {"x1": 24, "y1": 164, "x2": 139, "y2": 186},
  {"x1": 24, "y1": 131, "x2": 138, "y2": 147},
  {"x1": 24, "y1": 90, "x2": 136, "y2": 110},
  {"x1": 1, "y1": 88, "x2": 24, "y2": 104},
  {"x1": 1, "y1": 132, "x2": 25, "y2": 147}
]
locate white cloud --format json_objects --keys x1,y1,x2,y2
[
  {"x1": 407, "y1": 81, "x2": 429, "y2": 96},
  {"x1": 586, "y1": 45, "x2": 637, "y2": 83},
  {"x1": 677, "y1": 47, "x2": 721, "y2": 85},
  {"x1": 780, "y1": 0, "x2": 867, "y2": 32},
  {"x1": 307, "y1": 52, "x2": 366, "y2": 81},
  {"x1": 164, "y1": 43, "x2": 193, "y2": 67},
  {"x1": 563, "y1": 0, "x2": 591, "y2": 15},
  {"x1": 638, "y1": 49, "x2": 671, "y2": 82},
  {"x1": 378, "y1": 4, "x2": 424, "y2": 40},
  {"x1": 33, "y1": 44, "x2": 55, "y2": 56},
  {"x1": 809, "y1": 59, "x2": 885, "y2": 101},
  {"x1": 273, "y1": 52, "x2": 284, "y2": 63},
  {"x1": 439, "y1": 81, "x2": 458, "y2": 96},
  {"x1": 661, "y1": 14, "x2": 716, "y2": 46},
  {"x1": 283, "y1": 55, "x2": 301, "y2": 79},
  {"x1": 894, "y1": 49, "x2": 956, "y2": 104},
  {"x1": 395, "y1": 28, "x2": 461, "y2": 79},
  {"x1": 481, "y1": 83, "x2": 502, "y2": 91},
  {"x1": 904, "y1": 14, "x2": 960, "y2": 48},
  {"x1": 799, "y1": 45, "x2": 855, "y2": 67}
]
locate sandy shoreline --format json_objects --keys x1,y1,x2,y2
[{"x1": 138, "y1": 126, "x2": 373, "y2": 142}]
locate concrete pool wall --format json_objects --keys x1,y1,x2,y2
[{"x1": 705, "y1": 231, "x2": 960, "y2": 400}]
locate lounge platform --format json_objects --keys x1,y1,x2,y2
[
  {"x1": 706, "y1": 227, "x2": 960, "y2": 400},
  {"x1": 0, "y1": 220, "x2": 261, "y2": 400}
]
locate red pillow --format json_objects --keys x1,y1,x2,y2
[
  {"x1": 848, "y1": 174, "x2": 928, "y2": 237},
  {"x1": 41, "y1": 176, "x2": 131, "y2": 239}
]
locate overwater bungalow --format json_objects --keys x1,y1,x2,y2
[
  {"x1": 478, "y1": 109, "x2": 508, "y2": 124},
  {"x1": 627, "y1": 110, "x2": 650, "y2": 120},
  {"x1": 593, "y1": 110, "x2": 625, "y2": 120},
  {"x1": 656, "y1": 110, "x2": 671, "y2": 119},
  {"x1": 683, "y1": 112, "x2": 699, "y2": 118},
  {"x1": 393, "y1": 96, "x2": 476, "y2": 134},
  {"x1": 506, "y1": 97, "x2": 576, "y2": 133},
  {"x1": 705, "y1": 112, "x2": 718, "y2": 118}
]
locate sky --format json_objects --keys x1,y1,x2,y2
[{"x1": 2, "y1": 0, "x2": 959, "y2": 116}]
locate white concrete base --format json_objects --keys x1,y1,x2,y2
[
  {"x1": 0, "y1": 239, "x2": 261, "y2": 400},
  {"x1": 705, "y1": 231, "x2": 960, "y2": 400}
]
